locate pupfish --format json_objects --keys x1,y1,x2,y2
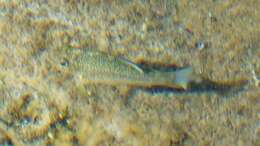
[{"x1": 60, "y1": 49, "x2": 193, "y2": 89}]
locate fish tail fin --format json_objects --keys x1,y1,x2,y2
[{"x1": 174, "y1": 67, "x2": 193, "y2": 89}]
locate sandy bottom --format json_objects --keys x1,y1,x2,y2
[{"x1": 0, "y1": 0, "x2": 259, "y2": 146}]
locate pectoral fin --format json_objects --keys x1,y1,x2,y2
[{"x1": 118, "y1": 57, "x2": 144, "y2": 74}]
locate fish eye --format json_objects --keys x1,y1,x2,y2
[{"x1": 60, "y1": 58, "x2": 69, "y2": 67}]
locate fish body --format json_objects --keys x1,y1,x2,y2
[{"x1": 62, "y1": 49, "x2": 193, "y2": 89}]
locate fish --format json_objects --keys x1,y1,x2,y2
[{"x1": 60, "y1": 49, "x2": 193, "y2": 89}]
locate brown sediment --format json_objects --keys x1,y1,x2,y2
[
  {"x1": 0, "y1": 0, "x2": 259, "y2": 146},
  {"x1": 0, "y1": 122, "x2": 25, "y2": 146}
]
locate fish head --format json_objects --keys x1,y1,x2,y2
[
  {"x1": 56, "y1": 48, "x2": 82, "y2": 72},
  {"x1": 59, "y1": 57, "x2": 70, "y2": 68}
]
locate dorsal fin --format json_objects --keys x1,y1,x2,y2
[
  {"x1": 83, "y1": 49, "x2": 105, "y2": 56},
  {"x1": 118, "y1": 57, "x2": 144, "y2": 74}
]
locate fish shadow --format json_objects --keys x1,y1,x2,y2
[
  {"x1": 143, "y1": 78, "x2": 248, "y2": 96},
  {"x1": 130, "y1": 61, "x2": 248, "y2": 96}
]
